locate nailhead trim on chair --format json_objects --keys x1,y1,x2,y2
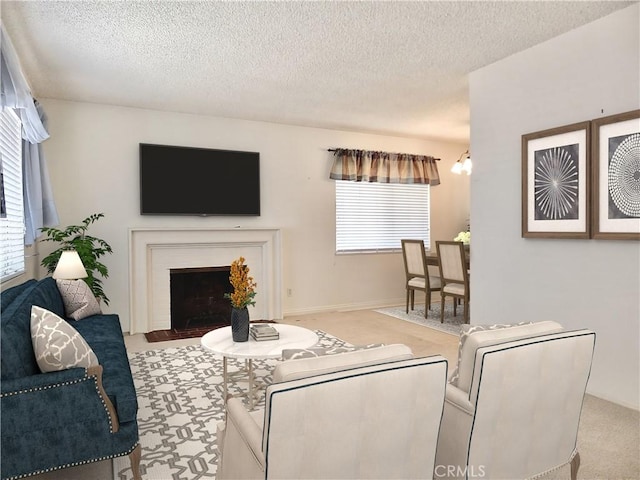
[{"x1": 3, "y1": 443, "x2": 141, "y2": 480}]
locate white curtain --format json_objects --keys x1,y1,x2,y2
[
  {"x1": 23, "y1": 102, "x2": 59, "y2": 244},
  {"x1": 1, "y1": 23, "x2": 59, "y2": 244}
]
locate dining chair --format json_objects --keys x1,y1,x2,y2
[
  {"x1": 401, "y1": 239, "x2": 441, "y2": 318},
  {"x1": 435, "y1": 241, "x2": 469, "y2": 323}
]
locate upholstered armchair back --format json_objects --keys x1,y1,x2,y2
[
  {"x1": 216, "y1": 344, "x2": 449, "y2": 480},
  {"x1": 264, "y1": 351, "x2": 448, "y2": 479},
  {"x1": 454, "y1": 321, "x2": 565, "y2": 395},
  {"x1": 436, "y1": 325, "x2": 595, "y2": 480},
  {"x1": 470, "y1": 331, "x2": 594, "y2": 477}
]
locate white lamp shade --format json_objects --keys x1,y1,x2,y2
[
  {"x1": 462, "y1": 156, "x2": 473, "y2": 175},
  {"x1": 53, "y1": 250, "x2": 88, "y2": 279},
  {"x1": 451, "y1": 161, "x2": 464, "y2": 174}
]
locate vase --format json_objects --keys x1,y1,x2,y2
[{"x1": 231, "y1": 307, "x2": 250, "y2": 342}]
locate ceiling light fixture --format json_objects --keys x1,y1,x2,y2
[{"x1": 451, "y1": 150, "x2": 472, "y2": 175}]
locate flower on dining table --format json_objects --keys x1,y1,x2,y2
[
  {"x1": 224, "y1": 256, "x2": 257, "y2": 309},
  {"x1": 453, "y1": 231, "x2": 471, "y2": 245}
]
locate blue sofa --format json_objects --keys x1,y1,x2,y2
[{"x1": 0, "y1": 277, "x2": 141, "y2": 480}]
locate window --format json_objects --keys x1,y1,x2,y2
[
  {"x1": 335, "y1": 180, "x2": 430, "y2": 253},
  {"x1": 0, "y1": 108, "x2": 25, "y2": 281}
]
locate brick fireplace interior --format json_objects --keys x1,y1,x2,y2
[{"x1": 169, "y1": 266, "x2": 233, "y2": 331}]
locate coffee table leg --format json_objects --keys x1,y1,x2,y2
[
  {"x1": 223, "y1": 356, "x2": 228, "y2": 402},
  {"x1": 220, "y1": 357, "x2": 261, "y2": 410},
  {"x1": 248, "y1": 359, "x2": 254, "y2": 410}
]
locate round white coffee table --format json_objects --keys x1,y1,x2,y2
[{"x1": 201, "y1": 324, "x2": 318, "y2": 408}]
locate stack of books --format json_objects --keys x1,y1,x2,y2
[{"x1": 250, "y1": 324, "x2": 280, "y2": 342}]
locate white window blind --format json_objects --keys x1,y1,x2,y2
[
  {"x1": 335, "y1": 180, "x2": 430, "y2": 253},
  {"x1": 0, "y1": 108, "x2": 25, "y2": 281}
]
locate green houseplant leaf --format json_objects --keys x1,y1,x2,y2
[{"x1": 40, "y1": 213, "x2": 113, "y2": 305}]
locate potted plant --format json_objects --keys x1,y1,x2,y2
[
  {"x1": 224, "y1": 256, "x2": 257, "y2": 342},
  {"x1": 40, "y1": 213, "x2": 113, "y2": 305}
]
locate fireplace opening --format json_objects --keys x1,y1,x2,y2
[{"x1": 170, "y1": 266, "x2": 233, "y2": 330}]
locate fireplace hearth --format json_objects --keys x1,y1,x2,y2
[{"x1": 170, "y1": 266, "x2": 232, "y2": 330}]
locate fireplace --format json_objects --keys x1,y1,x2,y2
[
  {"x1": 170, "y1": 266, "x2": 232, "y2": 330},
  {"x1": 129, "y1": 228, "x2": 282, "y2": 334}
]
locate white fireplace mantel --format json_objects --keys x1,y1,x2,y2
[{"x1": 129, "y1": 228, "x2": 282, "y2": 334}]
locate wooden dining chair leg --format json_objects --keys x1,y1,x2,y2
[
  {"x1": 440, "y1": 294, "x2": 445, "y2": 323},
  {"x1": 406, "y1": 288, "x2": 410, "y2": 313},
  {"x1": 424, "y1": 291, "x2": 429, "y2": 318},
  {"x1": 464, "y1": 297, "x2": 470, "y2": 323},
  {"x1": 453, "y1": 297, "x2": 457, "y2": 317}
]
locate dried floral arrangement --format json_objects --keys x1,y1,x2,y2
[{"x1": 224, "y1": 256, "x2": 257, "y2": 309}]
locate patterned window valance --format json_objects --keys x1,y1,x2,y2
[{"x1": 329, "y1": 148, "x2": 440, "y2": 186}]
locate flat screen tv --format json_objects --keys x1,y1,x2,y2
[{"x1": 140, "y1": 143, "x2": 260, "y2": 216}]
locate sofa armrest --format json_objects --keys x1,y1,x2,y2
[
  {"x1": 88, "y1": 365, "x2": 120, "y2": 432},
  {"x1": 217, "y1": 397, "x2": 265, "y2": 480},
  {"x1": 0, "y1": 365, "x2": 119, "y2": 434},
  {"x1": 0, "y1": 367, "x2": 87, "y2": 394}
]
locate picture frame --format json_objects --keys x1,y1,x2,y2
[
  {"x1": 591, "y1": 109, "x2": 640, "y2": 240},
  {"x1": 522, "y1": 121, "x2": 591, "y2": 238}
]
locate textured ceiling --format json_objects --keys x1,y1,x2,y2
[{"x1": 1, "y1": 1, "x2": 634, "y2": 142}]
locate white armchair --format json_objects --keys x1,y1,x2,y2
[
  {"x1": 434, "y1": 321, "x2": 596, "y2": 480},
  {"x1": 216, "y1": 344, "x2": 449, "y2": 479}
]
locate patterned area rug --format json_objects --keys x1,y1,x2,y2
[
  {"x1": 113, "y1": 330, "x2": 349, "y2": 480},
  {"x1": 375, "y1": 302, "x2": 466, "y2": 336}
]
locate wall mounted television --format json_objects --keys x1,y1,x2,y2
[{"x1": 140, "y1": 143, "x2": 260, "y2": 216}]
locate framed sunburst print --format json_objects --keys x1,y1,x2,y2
[
  {"x1": 522, "y1": 121, "x2": 591, "y2": 238},
  {"x1": 591, "y1": 109, "x2": 640, "y2": 240}
]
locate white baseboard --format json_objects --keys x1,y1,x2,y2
[
  {"x1": 587, "y1": 388, "x2": 639, "y2": 411},
  {"x1": 283, "y1": 297, "x2": 405, "y2": 317}
]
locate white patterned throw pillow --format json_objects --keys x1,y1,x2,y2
[
  {"x1": 30, "y1": 305, "x2": 100, "y2": 373},
  {"x1": 56, "y1": 279, "x2": 102, "y2": 320},
  {"x1": 281, "y1": 344, "x2": 384, "y2": 361}
]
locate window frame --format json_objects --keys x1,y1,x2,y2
[
  {"x1": 0, "y1": 107, "x2": 25, "y2": 282},
  {"x1": 335, "y1": 180, "x2": 431, "y2": 254}
]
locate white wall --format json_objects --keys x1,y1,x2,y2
[
  {"x1": 36, "y1": 99, "x2": 469, "y2": 330},
  {"x1": 469, "y1": 5, "x2": 639, "y2": 408}
]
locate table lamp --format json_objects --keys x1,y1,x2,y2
[{"x1": 52, "y1": 250, "x2": 88, "y2": 280}]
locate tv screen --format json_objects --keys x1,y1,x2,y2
[{"x1": 140, "y1": 144, "x2": 260, "y2": 216}]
